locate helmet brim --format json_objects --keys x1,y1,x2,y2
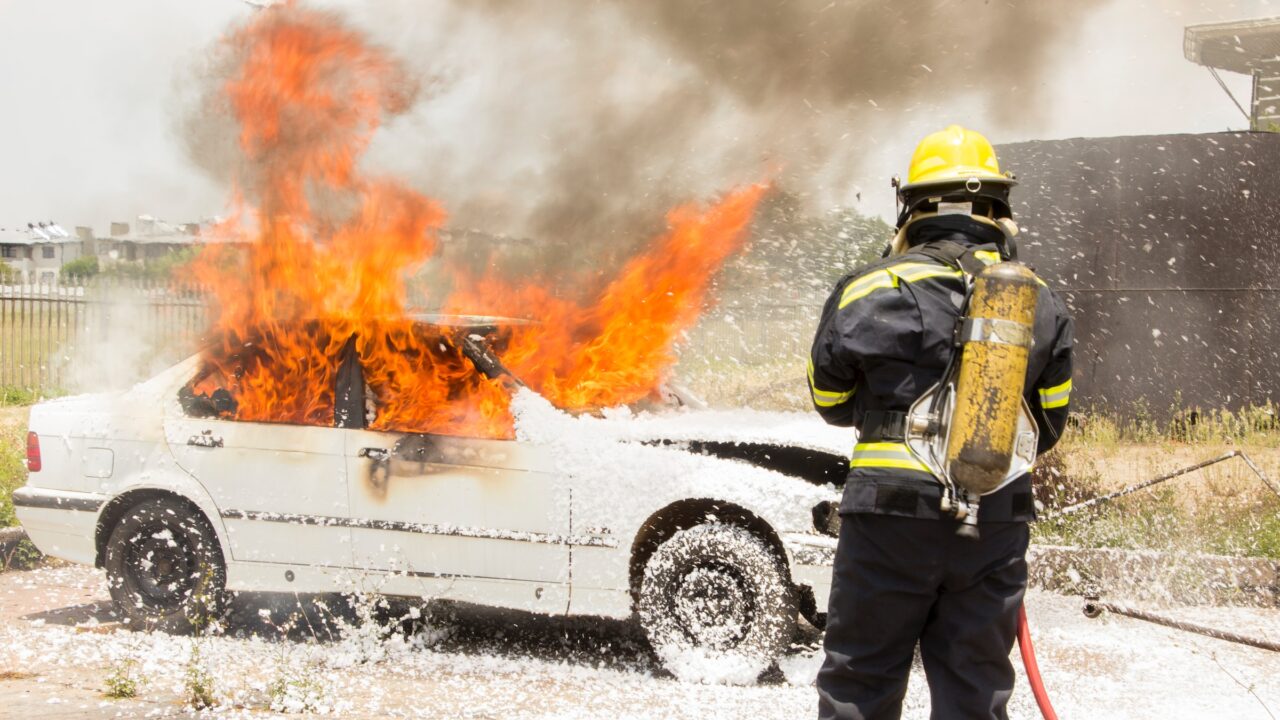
[
  {"x1": 899, "y1": 174, "x2": 1017, "y2": 195},
  {"x1": 895, "y1": 175, "x2": 1016, "y2": 230}
]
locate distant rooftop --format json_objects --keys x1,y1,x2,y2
[
  {"x1": 0, "y1": 223, "x2": 75, "y2": 246},
  {"x1": 110, "y1": 214, "x2": 249, "y2": 245}
]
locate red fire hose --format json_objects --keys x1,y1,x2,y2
[{"x1": 1017, "y1": 603, "x2": 1059, "y2": 720}]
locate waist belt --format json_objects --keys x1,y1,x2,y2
[{"x1": 861, "y1": 410, "x2": 909, "y2": 442}]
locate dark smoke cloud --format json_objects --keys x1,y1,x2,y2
[
  {"x1": 185, "y1": 0, "x2": 1110, "y2": 265},
  {"x1": 372, "y1": 0, "x2": 1106, "y2": 244},
  {"x1": 628, "y1": 1, "x2": 1105, "y2": 113}
]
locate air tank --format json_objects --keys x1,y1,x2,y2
[{"x1": 945, "y1": 262, "x2": 1040, "y2": 495}]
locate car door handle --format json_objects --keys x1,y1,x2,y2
[
  {"x1": 187, "y1": 432, "x2": 223, "y2": 448},
  {"x1": 358, "y1": 447, "x2": 390, "y2": 462}
]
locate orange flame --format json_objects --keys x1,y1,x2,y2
[
  {"x1": 189, "y1": 3, "x2": 763, "y2": 439},
  {"x1": 444, "y1": 184, "x2": 766, "y2": 410}
]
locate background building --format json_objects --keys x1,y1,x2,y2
[
  {"x1": 0, "y1": 216, "x2": 221, "y2": 284},
  {"x1": 0, "y1": 223, "x2": 86, "y2": 284}
]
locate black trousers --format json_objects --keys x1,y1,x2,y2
[{"x1": 816, "y1": 513, "x2": 1029, "y2": 720}]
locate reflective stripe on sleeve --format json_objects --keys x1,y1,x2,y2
[
  {"x1": 838, "y1": 262, "x2": 969, "y2": 309},
  {"x1": 1038, "y1": 378, "x2": 1072, "y2": 409},
  {"x1": 886, "y1": 263, "x2": 964, "y2": 284},
  {"x1": 808, "y1": 359, "x2": 855, "y2": 408},
  {"x1": 974, "y1": 250, "x2": 1001, "y2": 265},
  {"x1": 850, "y1": 442, "x2": 930, "y2": 472},
  {"x1": 839, "y1": 270, "x2": 896, "y2": 308}
]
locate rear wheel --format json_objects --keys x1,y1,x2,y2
[
  {"x1": 104, "y1": 498, "x2": 226, "y2": 633},
  {"x1": 638, "y1": 523, "x2": 796, "y2": 683}
]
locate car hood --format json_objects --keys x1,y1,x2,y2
[
  {"x1": 584, "y1": 405, "x2": 854, "y2": 457},
  {"x1": 510, "y1": 389, "x2": 840, "y2": 534}
]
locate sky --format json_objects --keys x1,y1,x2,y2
[{"x1": 0, "y1": 0, "x2": 1275, "y2": 231}]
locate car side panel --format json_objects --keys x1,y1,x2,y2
[
  {"x1": 344, "y1": 429, "x2": 571, "y2": 610},
  {"x1": 164, "y1": 417, "x2": 353, "y2": 568}
]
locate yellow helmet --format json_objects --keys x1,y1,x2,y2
[
  {"x1": 906, "y1": 125, "x2": 1009, "y2": 187},
  {"x1": 895, "y1": 125, "x2": 1016, "y2": 229}
]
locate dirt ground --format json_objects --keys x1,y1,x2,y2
[{"x1": 1, "y1": 562, "x2": 1278, "y2": 719}]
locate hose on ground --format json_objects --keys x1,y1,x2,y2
[
  {"x1": 1083, "y1": 598, "x2": 1280, "y2": 653},
  {"x1": 1017, "y1": 603, "x2": 1059, "y2": 720}
]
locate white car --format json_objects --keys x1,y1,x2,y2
[{"x1": 14, "y1": 317, "x2": 847, "y2": 675}]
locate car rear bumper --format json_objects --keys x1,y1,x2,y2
[{"x1": 12, "y1": 486, "x2": 106, "y2": 566}]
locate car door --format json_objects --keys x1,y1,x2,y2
[
  {"x1": 164, "y1": 415, "x2": 353, "y2": 568},
  {"x1": 345, "y1": 428, "x2": 570, "y2": 586}
]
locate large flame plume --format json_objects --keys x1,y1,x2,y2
[{"x1": 188, "y1": 3, "x2": 763, "y2": 439}]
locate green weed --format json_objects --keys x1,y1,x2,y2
[
  {"x1": 103, "y1": 657, "x2": 143, "y2": 699},
  {"x1": 184, "y1": 642, "x2": 217, "y2": 710}
]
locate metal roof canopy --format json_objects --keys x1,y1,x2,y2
[
  {"x1": 1185, "y1": 17, "x2": 1280, "y2": 129},
  {"x1": 1185, "y1": 16, "x2": 1280, "y2": 73}
]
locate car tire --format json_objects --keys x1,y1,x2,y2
[
  {"x1": 638, "y1": 522, "x2": 796, "y2": 683},
  {"x1": 104, "y1": 497, "x2": 226, "y2": 633}
]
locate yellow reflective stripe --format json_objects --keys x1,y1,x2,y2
[
  {"x1": 1042, "y1": 378, "x2": 1072, "y2": 396},
  {"x1": 850, "y1": 442, "x2": 930, "y2": 472},
  {"x1": 1039, "y1": 378, "x2": 1072, "y2": 409},
  {"x1": 815, "y1": 395, "x2": 853, "y2": 408},
  {"x1": 839, "y1": 271, "x2": 896, "y2": 308},
  {"x1": 890, "y1": 265, "x2": 964, "y2": 283},
  {"x1": 807, "y1": 359, "x2": 855, "y2": 407},
  {"x1": 838, "y1": 262, "x2": 969, "y2": 310},
  {"x1": 974, "y1": 250, "x2": 1001, "y2": 265},
  {"x1": 850, "y1": 457, "x2": 932, "y2": 471},
  {"x1": 853, "y1": 442, "x2": 910, "y2": 453},
  {"x1": 882, "y1": 262, "x2": 937, "y2": 274}
]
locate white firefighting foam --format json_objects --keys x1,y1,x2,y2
[{"x1": 2, "y1": 564, "x2": 1279, "y2": 719}]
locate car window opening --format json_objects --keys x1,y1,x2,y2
[{"x1": 176, "y1": 321, "x2": 521, "y2": 440}]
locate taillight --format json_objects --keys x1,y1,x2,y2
[{"x1": 26, "y1": 432, "x2": 41, "y2": 472}]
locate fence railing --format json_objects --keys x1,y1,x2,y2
[{"x1": 0, "y1": 279, "x2": 209, "y2": 396}]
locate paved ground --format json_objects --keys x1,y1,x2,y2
[{"x1": 1, "y1": 562, "x2": 1279, "y2": 719}]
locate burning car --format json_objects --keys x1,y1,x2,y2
[{"x1": 14, "y1": 316, "x2": 847, "y2": 677}]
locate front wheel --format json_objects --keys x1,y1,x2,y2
[
  {"x1": 637, "y1": 523, "x2": 797, "y2": 683},
  {"x1": 104, "y1": 498, "x2": 226, "y2": 633}
]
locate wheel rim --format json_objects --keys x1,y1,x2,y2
[
  {"x1": 123, "y1": 523, "x2": 198, "y2": 609},
  {"x1": 671, "y1": 562, "x2": 756, "y2": 650}
]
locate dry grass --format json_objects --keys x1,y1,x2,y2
[{"x1": 1036, "y1": 437, "x2": 1280, "y2": 560}]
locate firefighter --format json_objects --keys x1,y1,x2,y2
[{"x1": 811, "y1": 125, "x2": 1073, "y2": 720}]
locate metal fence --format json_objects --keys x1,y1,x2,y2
[
  {"x1": 0, "y1": 276, "x2": 817, "y2": 399},
  {"x1": 0, "y1": 279, "x2": 208, "y2": 395}
]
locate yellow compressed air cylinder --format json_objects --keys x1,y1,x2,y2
[{"x1": 945, "y1": 262, "x2": 1041, "y2": 496}]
